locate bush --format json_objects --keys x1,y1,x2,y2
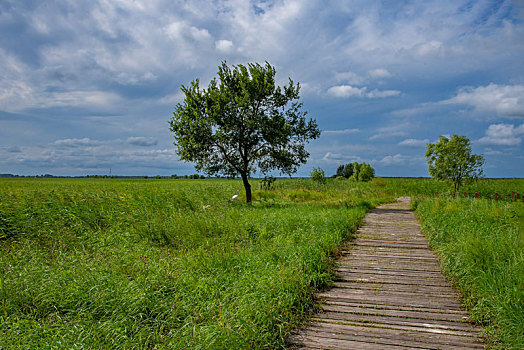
[{"x1": 310, "y1": 167, "x2": 326, "y2": 184}]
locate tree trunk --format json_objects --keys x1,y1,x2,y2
[{"x1": 240, "y1": 172, "x2": 252, "y2": 203}]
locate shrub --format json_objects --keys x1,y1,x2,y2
[{"x1": 310, "y1": 167, "x2": 326, "y2": 184}]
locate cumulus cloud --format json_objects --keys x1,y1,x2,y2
[
  {"x1": 327, "y1": 85, "x2": 365, "y2": 98},
  {"x1": 321, "y1": 152, "x2": 363, "y2": 163},
  {"x1": 215, "y1": 40, "x2": 234, "y2": 53},
  {"x1": 127, "y1": 136, "x2": 158, "y2": 146},
  {"x1": 376, "y1": 154, "x2": 409, "y2": 165},
  {"x1": 477, "y1": 123, "x2": 524, "y2": 146},
  {"x1": 327, "y1": 85, "x2": 400, "y2": 99},
  {"x1": 443, "y1": 84, "x2": 524, "y2": 118},
  {"x1": 1, "y1": 1, "x2": 522, "y2": 176},
  {"x1": 398, "y1": 138, "x2": 430, "y2": 147},
  {"x1": 368, "y1": 68, "x2": 392, "y2": 79}
]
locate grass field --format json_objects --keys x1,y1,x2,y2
[
  {"x1": 0, "y1": 177, "x2": 522, "y2": 349},
  {"x1": 414, "y1": 196, "x2": 523, "y2": 349},
  {"x1": 0, "y1": 178, "x2": 391, "y2": 349}
]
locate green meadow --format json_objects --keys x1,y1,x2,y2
[{"x1": 0, "y1": 177, "x2": 522, "y2": 349}]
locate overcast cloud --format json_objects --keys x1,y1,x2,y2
[{"x1": 1, "y1": 0, "x2": 523, "y2": 177}]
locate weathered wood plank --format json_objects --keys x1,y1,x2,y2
[
  {"x1": 323, "y1": 300, "x2": 469, "y2": 316},
  {"x1": 321, "y1": 303, "x2": 469, "y2": 322},
  {"x1": 301, "y1": 322, "x2": 484, "y2": 349}
]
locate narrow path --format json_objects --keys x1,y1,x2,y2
[{"x1": 290, "y1": 197, "x2": 484, "y2": 349}]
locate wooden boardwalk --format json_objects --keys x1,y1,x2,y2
[{"x1": 290, "y1": 197, "x2": 484, "y2": 349}]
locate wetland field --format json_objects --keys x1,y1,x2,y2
[{"x1": 0, "y1": 177, "x2": 522, "y2": 349}]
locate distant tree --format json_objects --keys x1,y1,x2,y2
[
  {"x1": 357, "y1": 163, "x2": 375, "y2": 182},
  {"x1": 336, "y1": 164, "x2": 345, "y2": 177},
  {"x1": 310, "y1": 167, "x2": 326, "y2": 184},
  {"x1": 425, "y1": 135, "x2": 484, "y2": 193},
  {"x1": 169, "y1": 61, "x2": 320, "y2": 203},
  {"x1": 349, "y1": 162, "x2": 360, "y2": 181},
  {"x1": 342, "y1": 163, "x2": 354, "y2": 178}
]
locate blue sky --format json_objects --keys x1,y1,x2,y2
[{"x1": 0, "y1": 0, "x2": 523, "y2": 177}]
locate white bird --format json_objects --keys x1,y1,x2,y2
[{"x1": 231, "y1": 189, "x2": 240, "y2": 200}]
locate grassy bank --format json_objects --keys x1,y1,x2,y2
[
  {"x1": 0, "y1": 178, "x2": 390, "y2": 349},
  {"x1": 414, "y1": 196, "x2": 523, "y2": 349}
]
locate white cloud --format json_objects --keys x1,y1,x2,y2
[
  {"x1": 376, "y1": 154, "x2": 408, "y2": 165},
  {"x1": 398, "y1": 138, "x2": 430, "y2": 147},
  {"x1": 368, "y1": 68, "x2": 392, "y2": 79},
  {"x1": 443, "y1": 84, "x2": 524, "y2": 118},
  {"x1": 321, "y1": 152, "x2": 363, "y2": 163},
  {"x1": 412, "y1": 40, "x2": 443, "y2": 57},
  {"x1": 327, "y1": 85, "x2": 365, "y2": 98},
  {"x1": 164, "y1": 22, "x2": 212, "y2": 42},
  {"x1": 477, "y1": 123, "x2": 524, "y2": 146},
  {"x1": 215, "y1": 39, "x2": 234, "y2": 53},
  {"x1": 53, "y1": 138, "x2": 105, "y2": 148},
  {"x1": 327, "y1": 85, "x2": 400, "y2": 99},
  {"x1": 322, "y1": 128, "x2": 360, "y2": 135}
]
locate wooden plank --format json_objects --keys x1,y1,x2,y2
[
  {"x1": 335, "y1": 267, "x2": 446, "y2": 278},
  {"x1": 323, "y1": 300, "x2": 469, "y2": 316},
  {"x1": 314, "y1": 311, "x2": 478, "y2": 332},
  {"x1": 291, "y1": 334, "x2": 410, "y2": 350},
  {"x1": 321, "y1": 303, "x2": 470, "y2": 323},
  {"x1": 339, "y1": 260, "x2": 442, "y2": 272},
  {"x1": 302, "y1": 322, "x2": 484, "y2": 349},
  {"x1": 335, "y1": 273, "x2": 453, "y2": 287},
  {"x1": 333, "y1": 281, "x2": 459, "y2": 296},
  {"x1": 311, "y1": 316, "x2": 478, "y2": 337},
  {"x1": 343, "y1": 253, "x2": 439, "y2": 261},
  {"x1": 320, "y1": 287, "x2": 461, "y2": 303}
]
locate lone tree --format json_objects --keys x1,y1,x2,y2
[
  {"x1": 425, "y1": 135, "x2": 484, "y2": 193},
  {"x1": 169, "y1": 61, "x2": 320, "y2": 203}
]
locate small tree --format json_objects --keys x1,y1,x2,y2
[
  {"x1": 357, "y1": 163, "x2": 375, "y2": 182},
  {"x1": 310, "y1": 167, "x2": 326, "y2": 184},
  {"x1": 425, "y1": 135, "x2": 484, "y2": 193},
  {"x1": 169, "y1": 61, "x2": 320, "y2": 203}
]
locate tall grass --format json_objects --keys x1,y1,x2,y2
[
  {"x1": 0, "y1": 178, "x2": 389, "y2": 349},
  {"x1": 414, "y1": 197, "x2": 523, "y2": 349}
]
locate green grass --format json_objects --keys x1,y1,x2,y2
[
  {"x1": 414, "y1": 196, "x2": 523, "y2": 349},
  {"x1": 0, "y1": 178, "x2": 390, "y2": 349},
  {"x1": 1, "y1": 177, "x2": 522, "y2": 349}
]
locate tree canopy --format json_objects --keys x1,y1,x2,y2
[
  {"x1": 334, "y1": 162, "x2": 374, "y2": 182},
  {"x1": 169, "y1": 61, "x2": 320, "y2": 203},
  {"x1": 425, "y1": 135, "x2": 484, "y2": 193}
]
